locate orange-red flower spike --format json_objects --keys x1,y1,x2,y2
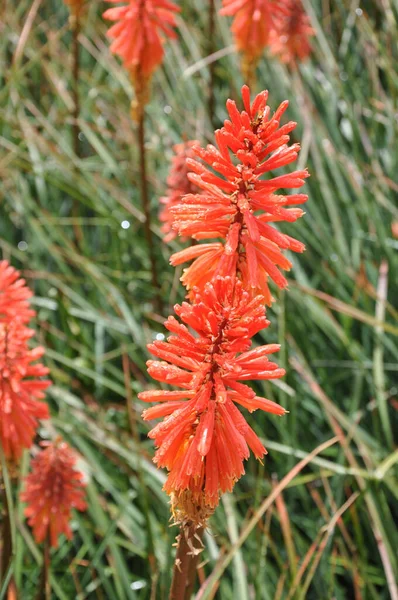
[
  {"x1": 160, "y1": 141, "x2": 200, "y2": 243},
  {"x1": 269, "y1": 0, "x2": 314, "y2": 67},
  {"x1": 170, "y1": 86, "x2": 309, "y2": 305},
  {"x1": 103, "y1": 0, "x2": 180, "y2": 79},
  {"x1": 0, "y1": 261, "x2": 50, "y2": 460},
  {"x1": 220, "y1": 0, "x2": 285, "y2": 60},
  {"x1": 139, "y1": 277, "x2": 286, "y2": 522},
  {"x1": 21, "y1": 439, "x2": 87, "y2": 548},
  {"x1": 0, "y1": 261, "x2": 35, "y2": 324}
]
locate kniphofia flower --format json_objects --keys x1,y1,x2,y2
[
  {"x1": 21, "y1": 439, "x2": 87, "y2": 547},
  {"x1": 269, "y1": 0, "x2": 314, "y2": 67},
  {"x1": 138, "y1": 277, "x2": 286, "y2": 522},
  {"x1": 0, "y1": 320, "x2": 50, "y2": 460},
  {"x1": 170, "y1": 86, "x2": 308, "y2": 306},
  {"x1": 0, "y1": 260, "x2": 34, "y2": 324},
  {"x1": 160, "y1": 141, "x2": 200, "y2": 242},
  {"x1": 0, "y1": 262, "x2": 50, "y2": 460},
  {"x1": 220, "y1": 0, "x2": 283, "y2": 58},
  {"x1": 103, "y1": 0, "x2": 180, "y2": 79},
  {"x1": 220, "y1": 0, "x2": 286, "y2": 81}
]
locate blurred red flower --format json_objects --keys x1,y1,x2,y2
[
  {"x1": 269, "y1": 0, "x2": 314, "y2": 66},
  {"x1": 220, "y1": 0, "x2": 284, "y2": 60},
  {"x1": 21, "y1": 439, "x2": 87, "y2": 548},
  {"x1": 160, "y1": 141, "x2": 200, "y2": 243},
  {"x1": 138, "y1": 277, "x2": 285, "y2": 520},
  {"x1": 103, "y1": 0, "x2": 180, "y2": 79},
  {"x1": 170, "y1": 86, "x2": 308, "y2": 305},
  {"x1": 0, "y1": 261, "x2": 50, "y2": 460},
  {"x1": 0, "y1": 321, "x2": 50, "y2": 460}
]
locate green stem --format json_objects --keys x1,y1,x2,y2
[
  {"x1": 208, "y1": 0, "x2": 216, "y2": 127},
  {"x1": 137, "y1": 111, "x2": 162, "y2": 313},
  {"x1": 72, "y1": 13, "x2": 80, "y2": 160},
  {"x1": 71, "y1": 11, "x2": 84, "y2": 246},
  {"x1": 0, "y1": 482, "x2": 13, "y2": 593},
  {"x1": 35, "y1": 535, "x2": 51, "y2": 600}
]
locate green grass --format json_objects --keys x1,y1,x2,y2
[{"x1": 1, "y1": 0, "x2": 397, "y2": 598}]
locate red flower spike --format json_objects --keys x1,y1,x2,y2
[
  {"x1": 160, "y1": 141, "x2": 200, "y2": 243},
  {"x1": 0, "y1": 261, "x2": 35, "y2": 324},
  {"x1": 0, "y1": 321, "x2": 50, "y2": 460},
  {"x1": 269, "y1": 0, "x2": 314, "y2": 67},
  {"x1": 220, "y1": 0, "x2": 285, "y2": 60},
  {"x1": 0, "y1": 261, "x2": 50, "y2": 460},
  {"x1": 138, "y1": 277, "x2": 286, "y2": 521},
  {"x1": 103, "y1": 0, "x2": 180, "y2": 79},
  {"x1": 170, "y1": 86, "x2": 308, "y2": 305},
  {"x1": 21, "y1": 439, "x2": 87, "y2": 548}
]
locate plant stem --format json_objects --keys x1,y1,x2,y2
[
  {"x1": 36, "y1": 536, "x2": 51, "y2": 600},
  {"x1": 0, "y1": 483, "x2": 12, "y2": 589},
  {"x1": 208, "y1": 0, "x2": 216, "y2": 127},
  {"x1": 169, "y1": 523, "x2": 203, "y2": 600},
  {"x1": 71, "y1": 13, "x2": 80, "y2": 160},
  {"x1": 137, "y1": 111, "x2": 162, "y2": 313},
  {"x1": 43, "y1": 536, "x2": 51, "y2": 600},
  {"x1": 71, "y1": 10, "x2": 83, "y2": 245}
]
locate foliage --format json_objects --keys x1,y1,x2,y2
[{"x1": 0, "y1": 0, "x2": 397, "y2": 598}]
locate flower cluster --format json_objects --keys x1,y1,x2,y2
[
  {"x1": 103, "y1": 0, "x2": 180, "y2": 117},
  {"x1": 220, "y1": 0, "x2": 285, "y2": 60},
  {"x1": 103, "y1": 0, "x2": 180, "y2": 79},
  {"x1": 221, "y1": 0, "x2": 313, "y2": 79},
  {"x1": 269, "y1": 0, "x2": 314, "y2": 67},
  {"x1": 21, "y1": 439, "x2": 87, "y2": 547},
  {"x1": 160, "y1": 141, "x2": 200, "y2": 243},
  {"x1": 0, "y1": 261, "x2": 50, "y2": 460},
  {"x1": 139, "y1": 277, "x2": 285, "y2": 521},
  {"x1": 142, "y1": 86, "x2": 308, "y2": 524},
  {"x1": 170, "y1": 85, "x2": 308, "y2": 306},
  {"x1": 0, "y1": 260, "x2": 34, "y2": 323}
]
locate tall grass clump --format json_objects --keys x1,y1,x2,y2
[{"x1": 0, "y1": 0, "x2": 397, "y2": 598}]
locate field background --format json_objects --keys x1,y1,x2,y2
[{"x1": 1, "y1": 1, "x2": 398, "y2": 598}]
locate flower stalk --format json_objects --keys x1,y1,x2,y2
[
  {"x1": 65, "y1": 0, "x2": 85, "y2": 243},
  {"x1": 103, "y1": 0, "x2": 181, "y2": 313},
  {"x1": 169, "y1": 523, "x2": 204, "y2": 600},
  {"x1": 208, "y1": 0, "x2": 216, "y2": 127},
  {"x1": 71, "y1": 12, "x2": 81, "y2": 160},
  {"x1": 36, "y1": 535, "x2": 51, "y2": 600},
  {"x1": 137, "y1": 110, "x2": 162, "y2": 313},
  {"x1": 0, "y1": 482, "x2": 12, "y2": 587}
]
